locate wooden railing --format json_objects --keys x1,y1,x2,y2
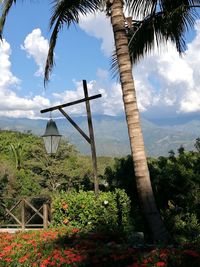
[{"x1": 0, "y1": 197, "x2": 51, "y2": 230}]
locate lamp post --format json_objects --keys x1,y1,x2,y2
[{"x1": 41, "y1": 80, "x2": 101, "y2": 196}]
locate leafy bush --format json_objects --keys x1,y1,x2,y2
[
  {"x1": 163, "y1": 201, "x2": 200, "y2": 243},
  {"x1": 104, "y1": 145, "x2": 200, "y2": 243},
  {"x1": 51, "y1": 189, "x2": 133, "y2": 233}
]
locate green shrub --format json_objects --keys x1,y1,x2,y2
[
  {"x1": 163, "y1": 201, "x2": 200, "y2": 243},
  {"x1": 51, "y1": 189, "x2": 133, "y2": 233}
]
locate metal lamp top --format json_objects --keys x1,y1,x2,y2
[{"x1": 42, "y1": 119, "x2": 61, "y2": 137}]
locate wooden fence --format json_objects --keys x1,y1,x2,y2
[{"x1": 0, "y1": 197, "x2": 51, "y2": 230}]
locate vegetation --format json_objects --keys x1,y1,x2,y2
[
  {"x1": 2, "y1": 0, "x2": 200, "y2": 242},
  {"x1": 3, "y1": 0, "x2": 199, "y2": 242},
  {"x1": 0, "y1": 129, "x2": 200, "y2": 245},
  {"x1": 0, "y1": 227, "x2": 199, "y2": 266},
  {"x1": 104, "y1": 143, "x2": 200, "y2": 243},
  {"x1": 0, "y1": 130, "x2": 114, "y2": 200},
  {"x1": 51, "y1": 189, "x2": 133, "y2": 234}
]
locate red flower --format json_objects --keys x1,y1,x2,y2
[
  {"x1": 72, "y1": 228, "x2": 79, "y2": 233},
  {"x1": 3, "y1": 245, "x2": 13, "y2": 252},
  {"x1": 54, "y1": 253, "x2": 61, "y2": 260},
  {"x1": 183, "y1": 250, "x2": 200, "y2": 257},
  {"x1": 62, "y1": 202, "x2": 68, "y2": 210},
  {"x1": 143, "y1": 258, "x2": 152, "y2": 264},
  {"x1": 0, "y1": 252, "x2": 5, "y2": 258},
  {"x1": 18, "y1": 255, "x2": 29, "y2": 263},
  {"x1": 156, "y1": 261, "x2": 166, "y2": 266},
  {"x1": 42, "y1": 259, "x2": 50, "y2": 264},
  {"x1": 142, "y1": 259, "x2": 147, "y2": 264},
  {"x1": 159, "y1": 252, "x2": 168, "y2": 260},
  {"x1": 4, "y1": 258, "x2": 12, "y2": 262}
]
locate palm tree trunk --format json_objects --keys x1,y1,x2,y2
[{"x1": 110, "y1": 0, "x2": 169, "y2": 242}]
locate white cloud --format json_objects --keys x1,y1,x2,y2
[
  {"x1": 0, "y1": 38, "x2": 123, "y2": 119},
  {"x1": 21, "y1": 28, "x2": 49, "y2": 76},
  {"x1": 53, "y1": 76, "x2": 123, "y2": 116},
  {"x1": 79, "y1": 12, "x2": 114, "y2": 56},
  {"x1": 3, "y1": 17, "x2": 200, "y2": 120},
  {"x1": 0, "y1": 39, "x2": 51, "y2": 119},
  {"x1": 132, "y1": 21, "x2": 200, "y2": 115},
  {"x1": 0, "y1": 40, "x2": 19, "y2": 88},
  {"x1": 80, "y1": 12, "x2": 200, "y2": 117}
]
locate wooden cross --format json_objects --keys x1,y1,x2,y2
[{"x1": 40, "y1": 80, "x2": 102, "y2": 196}]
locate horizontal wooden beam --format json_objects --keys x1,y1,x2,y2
[{"x1": 40, "y1": 94, "x2": 102, "y2": 114}]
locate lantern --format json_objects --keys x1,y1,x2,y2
[{"x1": 42, "y1": 119, "x2": 61, "y2": 154}]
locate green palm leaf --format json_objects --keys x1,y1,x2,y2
[
  {"x1": 44, "y1": 0, "x2": 101, "y2": 84},
  {"x1": 111, "y1": 0, "x2": 200, "y2": 76},
  {"x1": 0, "y1": 0, "x2": 16, "y2": 39},
  {"x1": 128, "y1": 3, "x2": 200, "y2": 64},
  {"x1": 125, "y1": 0, "x2": 200, "y2": 17}
]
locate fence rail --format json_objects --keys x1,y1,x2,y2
[{"x1": 0, "y1": 197, "x2": 51, "y2": 230}]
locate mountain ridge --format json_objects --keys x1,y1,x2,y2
[{"x1": 0, "y1": 115, "x2": 199, "y2": 157}]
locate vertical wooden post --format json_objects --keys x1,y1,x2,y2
[
  {"x1": 83, "y1": 80, "x2": 99, "y2": 196},
  {"x1": 21, "y1": 199, "x2": 25, "y2": 230},
  {"x1": 43, "y1": 203, "x2": 48, "y2": 229}
]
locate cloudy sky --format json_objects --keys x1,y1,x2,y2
[{"x1": 1, "y1": 1, "x2": 200, "y2": 120}]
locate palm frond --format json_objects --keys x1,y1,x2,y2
[
  {"x1": 44, "y1": 19, "x2": 60, "y2": 85},
  {"x1": 50, "y1": 0, "x2": 101, "y2": 29},
  {"x1": 44, "y1": 0, "x2": 101, "y2": 85},
  {"x1": 127, "y1": 1, "x2": 200, "y2": 64},
  {"x1": 0, "y1": 0, "x2": 16, "y2": 39},
  {"x1": 162, "y1": 2, "x2": 199, "y2": 52},
  {"x1": 125, "y1": 0, "x2": 157, "y2": 18},
  {"x1": 128, "y1": 16, "x2": 159, "y2": 64},
  {"x1": 160, "y1": 0, "x2": 200, "y2": 11},
  {"x1": 125, "y1": 0, "x2": 200, "y2": 18},
  {"x1": 110, "y1": 51, "x2": 120, "y2": 80}
]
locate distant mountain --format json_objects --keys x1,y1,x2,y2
[{"x1": 0, "y1": 115, "x2": 199, "y2": 157}]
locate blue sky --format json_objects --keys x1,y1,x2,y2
[{"x1": 1, "y1": 1, "x2": 200, "y2": 120}]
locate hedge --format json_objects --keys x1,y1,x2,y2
[{"x1": 51, "y1": 189, "x2": 133, "y2": 233}]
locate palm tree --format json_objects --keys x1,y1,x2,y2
[
  {"x1": 1, "y1": 0, "x2": 199, "y2": 242},
  {"x1": 107, "y1": 0, "x2": 169, "y2": 242},
  {"x1": 44, "y1": 0, "x2": 200, "y2": 242}
]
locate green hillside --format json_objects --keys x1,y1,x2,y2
[{"x1": 0, "y1": 130, "x2": 114, "y2": 199}]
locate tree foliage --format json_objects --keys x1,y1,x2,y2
[
  {"x1": 0, "y1": 130, "x2": 113, "y2": 200},
  {"x1": 103, "y1": 139, "x2": 200, "y2": 242},
  {"x1": 1, "y1": 130, "x2": 200, "y2": 241}
]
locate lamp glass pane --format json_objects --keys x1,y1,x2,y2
[
  {"x1": 51, "y1": 136, "x2": 61, "y2": 154},
  {"x1": 43, "y1": 136, "x2": 52, "y2": 154},
  {"x1": 43, "y1": 136, "x2": 61, "y2": 154}
]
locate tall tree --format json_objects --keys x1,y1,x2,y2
[
  {"x1": 108, "y1": 0, "x2": 169, "y2": 242},
  {"x1": 1, "y1": 0, "x2": 199, "y2": 241}
]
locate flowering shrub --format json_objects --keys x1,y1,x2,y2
[
  {"x1": 51, "y1": 189, "x2": 133, "y2": 233},
  {"x1": 136, "y1": 247, "x2": 200, "y2": 267},
  {"x1": 0, "y1": 228, "x2": 199, "y2": 266}
]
